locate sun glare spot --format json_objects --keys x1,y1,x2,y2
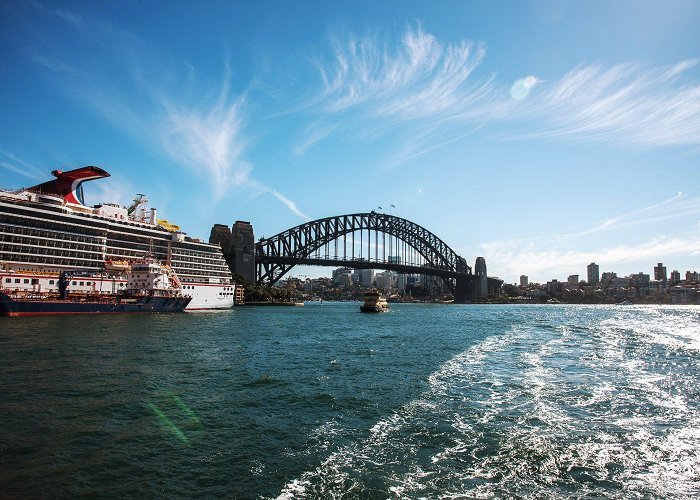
[{"x1": 510, "y1": 76, "x2": 539, "y2": 100}]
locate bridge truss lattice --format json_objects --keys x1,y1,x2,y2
[{"x1": 255, "y1": 212, "x2": 472, "y2": 291}]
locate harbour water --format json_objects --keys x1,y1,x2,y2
[{"x1": 1, "y1": 303, "x2": 699, "y2": 498}]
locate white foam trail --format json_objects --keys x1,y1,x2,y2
[
  {"x1": 275, "y1": 326, "x2": 530, "y2": 498},
  {"x1": 276, "y1": 306, "x2": 700, "y2": 498}
]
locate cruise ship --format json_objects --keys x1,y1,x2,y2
[{"x1": 0, "y1": 166, "x2": 235, "y2": 309}]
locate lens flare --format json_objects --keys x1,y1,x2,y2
[{"x1": 510, "y1": 76, "x2": 539, "y2": 100}]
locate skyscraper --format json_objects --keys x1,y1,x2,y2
[{"x1": 587, "y1": 263, "x2": 600, "y2": 285}]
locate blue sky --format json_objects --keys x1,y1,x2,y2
[{"x1": 1, "y1": 0, "x2": 699, "y2": 283}]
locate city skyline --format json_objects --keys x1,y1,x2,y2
[
  {"x1": 522, "y1": 259, "x2": 697, "y2": 286},
  {"x1": 1, "y1": 1, "x2": 699, "y2": 283}
]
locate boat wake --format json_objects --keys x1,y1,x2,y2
[{"x1": 275, "y1": 307, "x2": 700, "y2": 498}]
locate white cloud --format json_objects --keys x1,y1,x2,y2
[
  {"x1": 25, "y1": 4, "x2": 309, "y2": 219},
  {"x1": 294, "y1": 24, "x2": 499, "y2": 160},
  {"x1": 319, "y1": 25, "x2": 489, "y2": 120},
  {"x1": 0, "y1": 152, "x2": 46, "y2": 182},
  {"x1": 516, "y1": 60, "x2": 700, "y2": 149},
  {"x1": 300, "y1": 25, "x2": 700, "y2": 160},
  {"x1": 269, "y1": 190, "x2": 310, "y2": 220},
  {"x1": 482, "y1": 236, "x2": 700, "y2": 284},
  {"x1": 476, "y1": 193, "x2": 700, "y2": 282}
]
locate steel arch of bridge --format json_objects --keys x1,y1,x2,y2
[{"x1": 255, "y1": 212, "x2": 472, "y2": 289}]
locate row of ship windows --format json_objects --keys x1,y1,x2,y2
[
  {"x1": 1, "y1": 223, "x2": 158, "y2": 252},
  {"x1": 0, "y1": 226, "x2": 103, "y2": 244},
  {"x1": 3, "y1": 278, "x2": 96, "y2": 286},
  {"x1": 1, "y1": 254, "x2": 96, "y2": 268},
  {"x1": 1, "y1": 252, "x2": 231, "y2": 277},
  {"x1": 181, "y1": 286, "x2": 235, "y2": 291},
  {"x1": 1, "y1": 213, "x2": 105, "y2": 236},
  {"x1": 3, "y1": 239, "x2": 229, "y2": 266},
  {"x1": 3, "y1": 210, "x2": 225, "y2": 250},
  {"x1": 2, "y1": 236, "x2": 103, "y2": 250},
  {"x1": 1, "y1": 245, "x2": 228, "y2": 271},
  {"x1": 2, "y1": 246, "x2": 101, "y2": 258},
  {"x1": 1, "y1": 221, "x2": 227, "y2": 261},
  {"x1": 2, "y1": 207, "x2": 166, "y2": 238}
]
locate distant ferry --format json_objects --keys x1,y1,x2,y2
[
  {"x1": 360, "y1": 290, "x2": 390, "y2": 313},
  {"x1": 0, "y1": 259, "x2": 191, "y2": 316},
  {"x1": 0, "y1": 166, "x2": 235, "y2": 310}
]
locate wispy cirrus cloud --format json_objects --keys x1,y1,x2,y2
[
  {"x1": 297, "y1": 25, "x2": 700, "y2": 161},
  {"x1": 317, "y1": 25, "x2": 490, "y2": 119},
  {"x1": 0, "y1": 151, "x2": 46, "y2": 182},
  {"x1": 23, "y1": 3, "x2": 308, "y2": 218},
  {"x1": 268, "y1": 189, "x2": 309, "y2": 220},
  {"x1": 294, "y1": 24, "x2": 499, "y2": 157},
  {"x1": 514, "y1": 60, "x2": 700, "y2": 149}
]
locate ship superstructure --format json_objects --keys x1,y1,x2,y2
[{"x1": 0, "y1": 166, "x2": 235, "y2": 309}]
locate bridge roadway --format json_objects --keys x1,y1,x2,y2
[{"x1": 256, "y1": 255, "x2": 473, "y2": 281}]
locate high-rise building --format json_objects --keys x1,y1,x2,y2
[
  {"x1": 686, "y1": 271, "x2": 699, "y2": 283},
  {"x1": 670, "y1": 270, "x2": 681, "y2": 284},
  {"x1": 519, "y1": 275, "x2": 528, "y2": 287},
  {"x1": 374, "y1": 271, "x2": 397, "y2": 290},
  {"x1": 654, "y1": 263, "x2": 667, "y2": 282},
  {"x1": 631, "y1": 272, "x2": 650, "y2": 288},
  {"x1": 353, "y1": 267, "x2": 375, "y2": 287},
  {"x1": 332, "y1": 267, "x2": 353, "y2": 285},
  {"x1": 587, "y1": 263, "x2": 600, "y2": 285}
]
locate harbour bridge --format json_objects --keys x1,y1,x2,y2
[{"x1": 210, "y1": 212, "x2": 501, "y2": 302}]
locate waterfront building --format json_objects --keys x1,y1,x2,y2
[
  {"x1": 671, "y1": 286, "x2": 698, "y2": 304},
  {"x1": 630, "y1": 272, "x2": 650, "y2": 288},
  {"x1": 670, "y1": 270, "x2": 681, "y2": 284},
  {"x1": 568, "y1": 275, "x2": 579, "y2": 285},
  {"x1": 609, "y1": 277, "x2": 631, "y2": 288},
  {"x1": 520, "y1": 275, "x2": 528, "y2": 287},
  {"x1": 686, "y1": 271, "x2": 699, "y2": 283},
  {"x1": 654, "y1": 263, "x2": 667, "y2": 282},
  {"x1": 601, "y1": 272, "x2": 617, "y2": 287},
  {"x1": 587, "y1": 263, "x2": 600, "y2": 285},
  {"x1": 546, "y1": 280, "x2": 561, "y2": 296}
]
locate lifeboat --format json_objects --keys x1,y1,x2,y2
[
  {"x1": 104, "y1": 260, "x2": 130, "y2": 271},
  {"x1": 157, "y1": 219, "x2": 181, "y2": 232}
]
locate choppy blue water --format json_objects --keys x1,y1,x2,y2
[{"x1": 1, "y1": 303, "x2": 699, "y2": 498}]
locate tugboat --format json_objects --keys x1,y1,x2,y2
[
  {"x1": 360, "y1": 290, "x2": 390, "y2": 313},
  {"x1": 0, "y1": 259, "x2": 191, "y2": 316}
]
